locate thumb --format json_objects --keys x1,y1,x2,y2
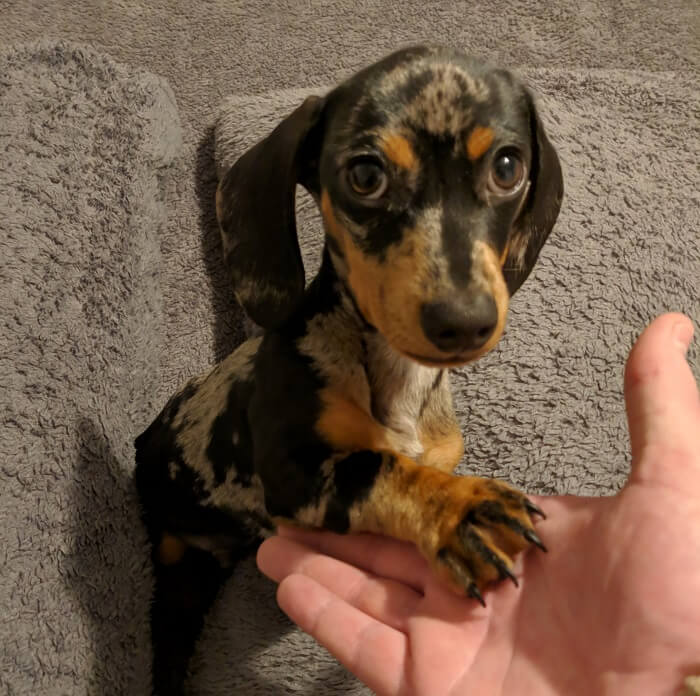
[{"x1": 624, "y1": 313, "x2": 700, "y2": 486}]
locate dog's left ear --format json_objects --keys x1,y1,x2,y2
[
  {"x1": 216, "y1": 96, "x2": 326, "y2": 328},
  {"x1": 503, "y1": 93, "x2": 564, "y2": 296}
]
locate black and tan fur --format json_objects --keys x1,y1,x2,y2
[{"x1": 135, "y1": 45, "x2": 563, "y2": 694}]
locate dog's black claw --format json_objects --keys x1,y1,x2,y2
[
  {"x1": 498, "y1": 563, "x2": 519, "y2": 588},
  {"x1": 525, "y1": 499, "x2": 546, "y2": 520},
  {"x1": 468, "y1": 583, "x2": 486, "y2": 607},
  {"x1": 524, "y1": 529, "x2": 548, "y2": 552},
  {"x1": 483, "y1": 545, "x2": 520, "y2": 588}
]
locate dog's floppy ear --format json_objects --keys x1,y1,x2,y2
[
  {"x1": 216, "y1": 96, "x2": 325, "y2": 328},
  {"x1": 503, "y1": 93, "x2": 564, "y2": 296}
]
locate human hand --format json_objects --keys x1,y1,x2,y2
[{"x1": 257, "y1": 313, "x2": 700, "y2": 696}]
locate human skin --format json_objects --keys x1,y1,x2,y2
[{"x1": 258, "y1": 313, "x2": 700, "y2": 696}]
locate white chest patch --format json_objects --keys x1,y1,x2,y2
[{"x1": 365, "y1": 335, "x2": 441, "y2": 459}]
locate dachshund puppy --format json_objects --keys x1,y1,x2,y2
[{"x1": 135, "y1": 44, "x2": 564, "y2": 694}]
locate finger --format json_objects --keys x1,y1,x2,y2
[
  {"x1": 256, "y1": 535, "x2": 422, "y2": 631},
  {"x1": 275, "y1": 525, "x2": 430, "y2": 593},
  {"x1": 277, "y1": 573, "x2": 406, "y2": 696},
  {"x1": 624, "y1": 313, "x2": 700, "y2": 482}
]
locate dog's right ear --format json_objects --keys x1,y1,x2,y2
[
  {"x1": 216, "y1": 96, "x2": 325, "y2": 329},
  {"x1": 502, "y1": 91, "x2": 563, "y2": 296}
]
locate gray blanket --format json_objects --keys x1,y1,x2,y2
[
  {"x1": 0, "y1": 41, "x2": 182, "y2": 695},
  {"x1": 1, "y1": 8, "x2": 699, "y2": 696}
]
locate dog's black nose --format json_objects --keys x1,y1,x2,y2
[{"x1": 420, "y1": 294, "x2": 498, "y2": 353}]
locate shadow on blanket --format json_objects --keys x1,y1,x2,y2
[
  {"x1": 63, "y1": 418, "x2": 152, "y2": 693},
  {"x1": 195, "y1": 128, "x2": 249, "y2": 363}
]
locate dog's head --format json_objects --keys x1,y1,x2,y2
[{"x1": 217, "y1": 45, "x2": 563, "y2": 366}]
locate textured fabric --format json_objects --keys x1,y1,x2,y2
[
  {"x1": 3, "y1": 1, "x2": 697, "y2": 380},
  {"x1": 1, "y1": 2, "x2": 699, "y2": 695},
  {"x1": 0, "y1": 41, "x2": 182, "y2": 695}
]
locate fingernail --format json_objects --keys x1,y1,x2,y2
[{"x1": 672, "y1": 321, "x2": 694, "y2": 354}]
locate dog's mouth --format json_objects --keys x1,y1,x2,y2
[
  {"x1": 402, "y1": 350, "x2": 475, "y2": 368},
  {"x1": 391, "y1": 330, "x2": 503, "y2": 368}
]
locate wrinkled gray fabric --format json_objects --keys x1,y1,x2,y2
[
  {"x1": 1, "y1": 2, "x2": 698, "y2": 694},
  {"x1": 0, "y1": 41, "x2": 182, "y2": 695}
]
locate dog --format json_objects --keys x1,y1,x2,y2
[{"x1": 134, "y1": 44, "x2": 564, "y2": 694}]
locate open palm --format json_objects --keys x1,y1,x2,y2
[{"x1": 258, "y1": 313, "x2": 700, "y2": 696}]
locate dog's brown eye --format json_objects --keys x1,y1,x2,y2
[
  {"x1": 488, "y1": 150, "x2": 525, "y2": 194},
  {"x1": 347, "y1": 160, "x2": 387, "y2": 199}
]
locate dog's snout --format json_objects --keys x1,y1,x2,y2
[{"x1": 420, "y1": 294, "x2": 498, "y2": 353}]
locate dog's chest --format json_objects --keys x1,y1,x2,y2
[
  {"x1": 364, "y1": 336, "x2": 440, "y2": 459},
  {"x1": 298, "y1": 316, "x2": 440, "y2": 459}
]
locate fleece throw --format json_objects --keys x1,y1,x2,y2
[
  {"x1": 1, "y1": 33, "x2": 698, "y2": 696},
  {"x1": 0, "y1": 42, "x2": 182, "y2": 695}
]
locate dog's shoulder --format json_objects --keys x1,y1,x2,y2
[
  {"x1": 248, "y1": 288, "x2": 368, "y2": 446},
  {"x1": 134, "y1": 336, "x2": 263, "y2": 482}
]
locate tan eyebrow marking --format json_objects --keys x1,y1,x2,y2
[
  {"x1": 466, "y1": 125, "x2": 494, "y2": 160},
  {"x1": 380, "y1": 133, "x2": 418, "y2": 171}
]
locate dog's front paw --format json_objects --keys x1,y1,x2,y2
[{"x1": 425, "y1": 477, "x2": 546, "y2": 603}]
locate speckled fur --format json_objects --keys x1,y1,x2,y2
[{"x1": 134, "y1": 44, "x2": 563, "y2": 695}]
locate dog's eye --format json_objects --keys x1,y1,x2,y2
[
  {"x1": 488, "y1": 150, "x2": 525, "y2": 194},
  {"x1": 347, "y1": 159, "x2": 387, "y2": 199}
]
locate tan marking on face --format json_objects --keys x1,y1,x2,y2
[
  {"x1": 466, "y1": 126, "x2": 494, "y2": 160},
  {"x1": 465, "y1": 240, "x2": 510, "y2": 360},
  {"x1": 321, "y1": 190, "x2": 380, "y2": 326},
  {"x1": 158, "y1": 533, "x2": 186, "y2": 566},
  {"x1": 380, "y1": 133, "x2": 418, "y2": 171},
  {"x1": 321, "y1": 191, "x2": 450, "y2": 361}
]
